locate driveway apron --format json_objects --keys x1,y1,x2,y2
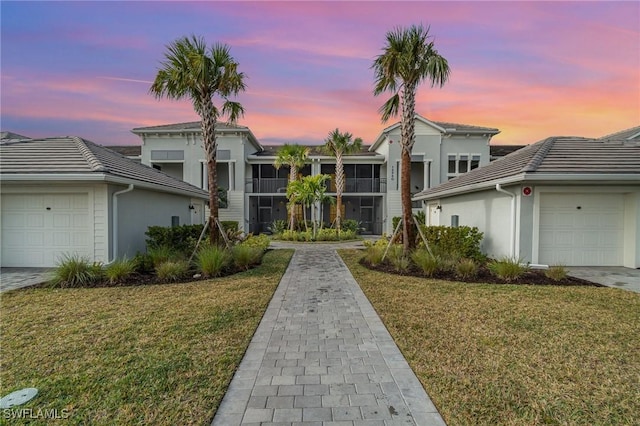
[{"x1": 212, "y1": 245, "x2": 445, "y2": 425}]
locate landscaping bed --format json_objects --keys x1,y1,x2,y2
[{"x1": 360, "y1": 257, "x2": 602, "y2": 286}]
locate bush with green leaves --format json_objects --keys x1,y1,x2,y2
[
  {"x1": 268, "y1": 220, "x2": 287, "y2": 235},
  {"x1": 50, "y1": 254, "x2": 103, "y2": 288},
  {"x1": 363, "y1": 235, "x2": 391, "y2": 249},
  {"x1": 232, "y1": 245, "x2": 263, "y2": 270},
  {"x1": 341, "y1": 219, "x2": 361, "y2": 234},
  {"x1": 195, "y1": 245, "x2": 230, "y2": 278},
  {"x1": 104, "y1": 257, "x2": 136, "y2": 284},
  {"x1": 146, "y1": 224, "x2": 203, "y2": 255},
  {"x1": 419, "y1": 225, "x2": 485, "y2": 262},
  {"x1": 545, "y1": 265, "x2": 568, "y2": 282},
  {"x1": 239, "y1": 234, "x2": 270, "y2": 251},
  {"x1": 456, "y1": 258, "x2": 478, "y2": 280},
  {"x1": 410, "y1": 249, "x2": 439, "y2": 277},
  {"x1": 488, "y1": 257, "x2": 528, "y2": 282},
  {"x1": 155, "y1": 260, "x2": 190, "y2": 282}
]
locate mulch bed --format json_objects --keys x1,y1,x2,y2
[{"x1": 360, "y1": 259, "x2": 603, "y2": 287}]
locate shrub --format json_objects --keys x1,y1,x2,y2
[
  {"x1": 148, "y1": 245, "x2": 182, "y2": 267},
  {"x1": 146, "y1": 224, "x2": 203, "y2": 256},
  {"x1": 388, "y1": 247, "x2": 410, "y2": 273},
  {"x1": 155, "y1": 260, "x2": 190, "y2": 282},
  {"x1": 456, "y1": 258, "x2": 478, "y2": 280},
  {"x1": 488, "y1": 257, "x2": 528, "y2": 282},
  {"x1": 195, "y1": 246, "x2": 230, "y2": 278},
  {"x1": 268, "y1": 220, "x2": 287, "y2": 235},
  {"x1": 363, "y1": 246, "x2": 385, "y2": 266},
  {"x1": 364, "y1": 235, "x2": 390, "y2": 249},
  {"x1": 239, "y1": 234, "x2": 270, "y2": 251},
  {"x1": 410, "y1": 249, "x2": 439, "y2": 277},
  {"x1": 50, "y1": 254, "x2": 103, "y2": 288},
  {"x1": 341, "y1": 219, "x2": 361, "y2": 234},
  {"x1": 419, "y1": 225, "x2": 485, "y2": 262},
  {"x1": 220, "y1": 221, "x2": 238, "y2": 232},
  {"x1": 545, "y1": 265, "x2": 568, "y2": 282},
  {"x1": 104, "y1": 257, "x2": 136, "y2": 284},
  {"x1": 232, "y1": 245, "x2": 263, "y2": 270},
  {"x1": 133, "y1": 252, "x2": 154, "y2": 274}
]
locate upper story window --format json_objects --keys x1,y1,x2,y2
[{"x1": 448, "y1": 154, "x2": 481, "y2": 180}]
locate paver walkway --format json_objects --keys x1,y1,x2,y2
[{"x1": 212, "y1": 245, "x2": 445, "y2": 425}]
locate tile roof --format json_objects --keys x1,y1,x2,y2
[
  {"x1": 0, "y1": 131, "x2": 31, "y2": 141},
  {"x1": 415, "y1": 136, "x2": 640, "y2": 200},
  {"x1": 429, "y1": 120, "x2": 500, "y2": 134},
  {"x1": 489, "y1": 145, "x2": 526, "y2": 158},
  {"x1": 131, "y1": 120, "x2": 263, "y2": 151},
  {"x1": 0, "y1": 137, "x2": 208, "y2": 198},
  {"x1": 105, "y1": 145, "x2": 142, "y2": 157},
  {"x1": 598, "y1": 125, "x2": 640, "y2": 140},
  {"x1": 131, "y1": 121, "x2": 249, "y2": 132}
]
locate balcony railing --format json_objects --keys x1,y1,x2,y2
[
  {"x1": 332, "y1": 178, "x2": 386, "y2": 193},
  {"x1": 246, "y1": 177, "x2": 387, "y2": 194},
  {"x1": 245, "y1": 178, "x2": 288, "y2": 193}
]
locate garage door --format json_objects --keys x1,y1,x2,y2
[
  {"x1": 539, "y1": 193, "x2": 624, "y2": 266},
  {"x1": 1, "y1": 193, "x2": 92, "y2": 267}
]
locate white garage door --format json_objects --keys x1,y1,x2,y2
[
  {"x1": 539, "y1": 193, "x2": 624, "y2": 266},
  {"x1": 1, "y1": 193, "x2": 92, "y2": 267}
]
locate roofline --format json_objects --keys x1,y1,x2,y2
[
  {"x1": 132, "y1": 123, "x2": 263, "y2": 152},
  {"x1": 0, "y1": 173, "x2": 209, "y2": 199},
  {"x1": 413, "y1": 173, "x2": 640, "y2": 201},
  {"x1": 369, "y1": 114, "x2": 500, "y2": 151},
  {"x1": 412, "y1": 173, "x2": 640, "y2": 201}
]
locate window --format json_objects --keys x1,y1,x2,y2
[
  {"x1": 448, "y1": 154, "x2": 481, "y2": 179},
  {"x1": 470, "y1": 155, "x2": 480, "y2": 170}
]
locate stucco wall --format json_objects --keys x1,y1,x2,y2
[
  {"x1": 436, "y1": 189, "x2": 514, "y2": 259},
  {"x1": 111, "y1": 185, "x2": 195, "y2": 259},
  {"x1": 624, "y1": 191, "x2": 640, "y2": 268}
]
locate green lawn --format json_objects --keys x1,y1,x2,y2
[
  {"x1": 339, "y1": 249, "x2": 640, "y2": 426},
  {"x1": 0, "y1": 249, "x2": 293, "y2": 425}
]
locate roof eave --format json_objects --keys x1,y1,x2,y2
[
  {"x1": 413, "y1": 172, "x2": 640, "y2": 201},
  {"x1": 0, "y1": 173, "x2": 208, "y2": 199}
]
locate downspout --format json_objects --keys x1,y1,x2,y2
[
  {"x1": 112, "y1": 184, "x2": 135, "y2": 262},
  {"x1": 495, "y1": 184, "x2": 516, "y2": 258}
]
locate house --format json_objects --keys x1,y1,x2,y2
[
  {"x1": 130, "y1": 115, "x2": 500, "y2": 234},
  {"x1": 0, "y1": 137, "x2": 208, "y2": 267},
  {"x1": 413, "y1": 128, "x2": 640, "y2": 268}
]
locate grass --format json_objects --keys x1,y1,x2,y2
[
  {"x1": 0, "y1": 249, "x2": 293, "y2": 425},
  {"x1": 339, "y1": 249, "x2": 640, "y2": 426}
]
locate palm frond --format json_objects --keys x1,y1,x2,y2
[{"x1": 378, "y1": 94, "x2": 400, "y2": 123}]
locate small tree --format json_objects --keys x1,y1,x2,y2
[
  {"x1": 286, "y1": 174, "x2": 331, "y2": 238},
  {"x1": 322, "y1": 129, "x2": 363, "y2": 235},
  {"x1": 274, "y1": 144, "x2": 310, "y2": 231}
]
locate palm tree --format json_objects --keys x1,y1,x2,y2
[
  {"x1": 274, "y1": 144, "x2": 310, "y2": 231},
  {"x1": 322, "y1": 129, "x2": 363, "y2": 234},
  {"x1": 286, "y1": 174, "x2": 331, "y2": 238},
  {"x1": 150, "y1": 35, "x2": 246, "y2": 245},
  {"x1": 372, "y1": 24, "x2": 450, "y2": 252}
]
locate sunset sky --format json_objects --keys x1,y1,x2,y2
[{"x1": 2, "y1": 1, "x2": 638, "y2": 147}]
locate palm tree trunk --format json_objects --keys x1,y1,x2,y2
[
  {"x1": 335, "y1": 151, "x2": 344, "y2": 234},
  {"x1": 200, "y1": 99, "x2": 220, "y2": 245},
  {"x1": 288, "y1": 165, "x2": 297, "y2": 231},
  {"x1": 400, "y1": 84, "x2": 417, "y2": 252}
]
